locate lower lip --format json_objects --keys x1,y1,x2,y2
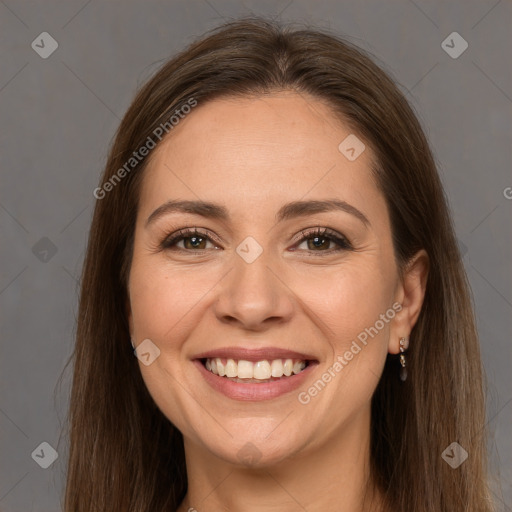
[{"x1": 193, "y1": 359, "x2": 318, "y2": 401}]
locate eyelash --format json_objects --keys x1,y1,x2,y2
[{"x1": 159, "y1": 227, "x2": 353, "y2": 255}]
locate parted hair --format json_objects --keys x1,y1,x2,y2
[{"x1": 61, "y1": 16, "x2": 493, "y2": 512}]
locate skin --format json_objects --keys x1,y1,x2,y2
[{"x1": 127, "y1": 91, "x2": 429, "y2": 512}]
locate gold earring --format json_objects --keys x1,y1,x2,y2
[{"x1": 399, "y1": 336, "x2": 409, "y2": 381}]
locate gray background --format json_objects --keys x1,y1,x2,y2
[{"x1": 0, "y1": 0, "x2": 511, "y2": 510}]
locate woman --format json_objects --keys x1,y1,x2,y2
[{"x1": 63, "y1": 16, "x2": 494, "y2": 512}]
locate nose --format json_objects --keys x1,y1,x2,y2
[{"x1": 212, "y1": 247, "x2": 294, "y2": 331}]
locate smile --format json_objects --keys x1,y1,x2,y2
[
  {"x1": 204, "y1": 357, "x2": 307, "y2": 382},
  {"x1": 194, "y1": 357, "x2": 318, "y2": 401}
]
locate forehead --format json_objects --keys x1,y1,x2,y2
[{"x1": 138, "y1": 92, "x2": 384, "y2": 223}]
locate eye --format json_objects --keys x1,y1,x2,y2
[
  {"x1": 160, "y1": 228, "x2": 220, "y2": 251},
  {"x1": 159, "y1": 226, "x2": 353, "y2": 254},
  {"x1": 291, "y1": 227, "x2": 353, "y2": 254}
]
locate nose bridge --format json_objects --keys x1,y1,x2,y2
[{"x1": 213, "y1": 240, "x2": 293, "y2": 328}]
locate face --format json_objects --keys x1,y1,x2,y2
[{"x1": 127, "y1": 91, "x2": 411, "y2": 467}]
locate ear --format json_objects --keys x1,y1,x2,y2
[{"x1": 388, "y1": 249, "x2": 429, "y2": 354}]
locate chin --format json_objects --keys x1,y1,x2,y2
[{"x1": 212, "y1": 439, "x2": 303, "y2": 469}]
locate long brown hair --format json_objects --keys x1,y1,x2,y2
[{"x1": 60, "y1": 16, "x2": 493, "y2": 511}]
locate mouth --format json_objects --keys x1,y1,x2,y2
[
  {"x1": 192, "y1": 350, "x2": 319, "y2": 401},
  {"x1": 200, "y1": 357, "x2": 311, "y2": 383}
]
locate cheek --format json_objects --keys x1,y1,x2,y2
[
  {"x1": 128, "y1": 259, "x2": 211, "y2": 343},
  {"x1": 290, "y1": 262, "x2": 395, "y2": 432},
  {"x1": 127, "y1": 261, "x2": 214, "y2": 425},
  {"x1": 296, "y1": 260, "x2": 395, "y2": 346}
]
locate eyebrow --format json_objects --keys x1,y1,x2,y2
[{"x1": 145, "y1": 198, "x2": 370, "y2": 228}]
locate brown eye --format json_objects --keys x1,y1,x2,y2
[
  {"x1": 306, "y1": 236, "x2": 331, "y2": 250},
  {"x1": 161, "y1": 228, "x2": 219, "y2": 251},
  {"x1": 182, "y1": 235, "x2": 207, "y2": 250},
  {"x1": 293, "y1": 228, "x2": 352, "y2": 253}
]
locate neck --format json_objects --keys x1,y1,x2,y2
[{"x1": 177, "y1": 405, "x2": 383, "y2": 512}]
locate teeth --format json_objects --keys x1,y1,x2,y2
[
  {"x1": 253, "y1": 360, "x2": 271, "y2": 379},
  {"x1": 292, "y1": 360, "x2": 305, "y2": 374},
  {"x1": 225, "y1": 358, "x2": 237, "y2": 378},
  {"x1": 217, "y1": 359, "x2": 225, "y2": 377},
  {"x1": 205, "y1": 357, "x2": 307, "y2": 380},
  {"x1": 237, "y1": 360, "x2": 253, "y2": 379},
  {"x1": 270, "y1": 359, "x2": 283, "y2": 377}
]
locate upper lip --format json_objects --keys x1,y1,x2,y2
[{"x1": 193, "y1": 346, "x2": 318, "y2": 362}]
